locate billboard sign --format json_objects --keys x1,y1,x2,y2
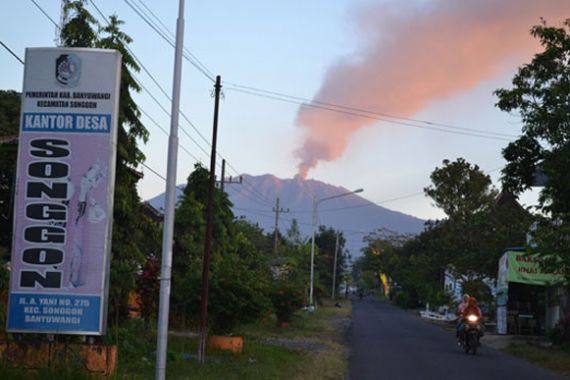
[
  {"x1": 7, "y1": 48, "x2": 121, "y2": 335},
  {"x1": 506, "y1": 250, "x2": 565, "y2": 286}
]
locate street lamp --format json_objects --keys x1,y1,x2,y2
[{"x1": 309, "y1": 188, "x2": 363, "y2": 311}]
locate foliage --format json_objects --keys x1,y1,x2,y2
[
  {"x1": 61, "y1": 0, "x2": 99, "y2": 48},
  {"x1": 549, "y1": 312, "x2": 570, "y2": 345},
  {"x1": 424, "y1": 158, "x2": 497, "y2": 220},
  {"x1": 170, "y1": 165, "x2": 272, "y2": 334},
  {"x1": 0, "y1": 90, "x2": 19, "y2": 253},
  {"x1": 269, "y1": 282, "x2": 304, "y2": 323},
  {"x1": 495, "y1": 18, "x2": 570, "y2": 281},
  {"x1": 461, "y1": 279, "x2": 493, "y2": 304},
  {"x1": 136, "y1": 255, "x2": 160, "y2": 321},
  {"x1": 314, "y1": 226, "x2": 346, "y2": 298},
  {"x1": 357, "y1": 158, "x2": 531, "y2": 310},
  {"x1": 0, "y1": 90, "x2": 19, "y2": 136}
]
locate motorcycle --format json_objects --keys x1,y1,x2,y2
[{"x1": 459, "y1": 314, "x2": 481, "y2": 355}]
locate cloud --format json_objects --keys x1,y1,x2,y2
[{"x1": 294, "y1": 0, "x2": 570, "y2": 178}]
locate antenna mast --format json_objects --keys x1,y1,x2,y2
[{"x1": 55, "y1": 0, "x2": 70, "y2": 46}]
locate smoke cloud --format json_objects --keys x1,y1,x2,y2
[{"x1": 295, "y1": 0, "x2": 570, "y2": 178}]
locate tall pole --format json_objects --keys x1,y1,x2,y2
[
  {"x1": 273, "y1": 197, "x2": 280, "y2": 255},
  {"x1": 198, "y1": 75, "x2": 222, "y2": 364},
  {"x1": 309, "y1": 196, "x2": 316, "y2": 311},
  {"x1": 331, "y1": 233, "x2": 339, "y2": 300},
  {"x1": 308, "y1": 188, "x2": 362, "y2": 311},
  {"x1": 220, "y1": 159, "x2": 226, "y2": 193},
  {"x1": 272, "y1": 198, "x2": 288, "y2": 255},
  {"x1": 155, "y1": 1, "x2": 185, "y2": 378}
]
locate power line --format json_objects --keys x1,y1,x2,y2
[
  {"x1": 138, "y1": 107, "x2": 203, "y2": 163},
  {"x1": 226, "y1": 87, "x2": 514, "y2": 142},
  {"x1": 29, "y1": 0, "x2": 59, "y2": 27},
  {"x1": 141, "y1": 162, "x2": 166, "y2": 181},
  {"x1": 134, "y1": 0, "x2": 214, "y2": 81},
  {"x1": 225, "y1": 83, "x2": 518, "y2": 139},
  {"x1": 0, "y1": 40, "x2": 24, "y2": 64},
  {"x1": 55, "y1": 0, "x2": 260, "y2": 206},
  {"x1": 123, "y1": 0, "x2": 215, "y2": 82},
  {"x1": 88, "y1": 0, "x2": 218, "y2": 158},
  {"x1": 27, "y1": 0, "x2": 209, "y2": 178}
]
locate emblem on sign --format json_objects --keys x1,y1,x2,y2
[{"x1": 55, "y1": 54, "x2": 81, "y2": 87}]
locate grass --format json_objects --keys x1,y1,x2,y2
[
  {"x1": 506, "y1": 343, "x2": 570, "y2": 377},
  {"x1": 1, "y1": 299, "x2": 351, "y2": 379},
  {"x1": 112, "y1": 337, "x2": 306, "y2": 380}
]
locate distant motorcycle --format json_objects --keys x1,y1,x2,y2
[{"x1": 459, "y1": 314, "x2": 481, "y2": 355}]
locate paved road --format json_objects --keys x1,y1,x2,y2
[{"x1": 349, "y1": 298, "x2": 566, "y2": 380}]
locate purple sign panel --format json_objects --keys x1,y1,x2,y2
[{"x1": 8, "y1": 48, "x2": 121, "y2": 335}]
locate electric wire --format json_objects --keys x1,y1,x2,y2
[
  {"x1": 226, "y1": 87, "x2": 514, "y2": 142},
  {"x1": 29, "y1": 0, "x2": 60, "y2": 28},
  {"x1": 0, "y1": 40, "x2": 24, "y2": 64},
  {"x1": 224, "y1": 83, "x2": 518, "y2": 139},
  {"x1": 89, "y1": 1, "x2": 221, "y2": 160},
  {"x1": 138, "y1": 107, "x2": 203, "y2": 163},
  {"x1": 134, "y1": 0, "x2": 215, "y2": 80},
  {"x1": 124, "y1": 0, "x2": 215, "y2": 82},
  {"x1": 141, "y1": 162, "x2": 166, "y2": 180},
  {"x1": 26, "y1": 0, "x2": 210, "y2": 177}
]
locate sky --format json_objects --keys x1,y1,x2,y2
[{"x1": 1, "y1": 0, "x2": 569, "y2": 224}]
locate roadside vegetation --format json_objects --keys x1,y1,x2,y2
[
  {"x1": 506, "y1": 344, "x2": 570, "y2": 377},
  {"x1": 0, "y1": 300, "x2": 351, "y2": 379}
]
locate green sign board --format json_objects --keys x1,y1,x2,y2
[{"x1": 506, "y1": 250, "x2": 565, "y2": 286}]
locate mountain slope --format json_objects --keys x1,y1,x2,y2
[{"x1": 147, "y1": 174, "x2": 425, "y2": 256}]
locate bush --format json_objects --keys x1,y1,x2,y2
[
  {"x1": 270, "y1": 283, "x2": 304, "y2": 324},
  {"x1": 393, "y1": 290, "x2": 420, "y2": 309},
  {"x1": 171, "y1": 253, "x2": 272, "y2": 335},
  {"x1": 549, "y1": 312, "x2": 570, "y2": 345}
]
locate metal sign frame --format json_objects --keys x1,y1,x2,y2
[{"x1": 7, "y1": 48, "x2": 121, "y2": 335}]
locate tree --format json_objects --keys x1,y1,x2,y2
[
  {"x1": 424, "y1": 158, "x2": 497, "y2": 221},
  {"x1": 423, "y1": 158, "x2": 507, "y2": 277},
  {"x1": 495, "y1": 18, "x2": 570, "y2": 279},
  {"x1": 61, "y1": 0, "x2": 99, "y2": 48},
  {"x1": 286, "y1": 219, "x2": 304, "y2": 245},
  {"x1": 0, "y1": 90, "x2": 19, "y2": 298},
  {"x1": 314, "y1": 226, "x2": 346, "y2": 298},
  {"x1": 170, "y1": 164, "x2": 271, "y2": 332},
  {"x1": 0, "y1": 90, "x2": 19, "y2": 252}
]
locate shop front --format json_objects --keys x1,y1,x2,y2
[{"x1": 496, "y1": 249, "x2": 565, "y2": 335}]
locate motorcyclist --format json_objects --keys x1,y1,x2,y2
[
  {"x1": 458, "y1": 297, "x2": 482, "y2": 343},
  {"x1": 455, "y1": 294, "x2": 470, "y2": 340}
]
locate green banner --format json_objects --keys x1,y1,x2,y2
[{"x1": 507, "y1": 251, "x2": 565, "y2": 286}]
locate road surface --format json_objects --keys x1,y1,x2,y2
[{"x1": 349, "y1": 298, "x2": 565, "y2": 380}]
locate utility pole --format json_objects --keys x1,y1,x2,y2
[
  {"x1": 217, "y1": 159, "x2": 242, "y2": 192},
  {"x1": 56, "y1": 0, "x2": 69, "y2": 46},
  {"x1": 220, "y1": 159, "x2": 225, "y2": 193},
  {"x1": 155, "y1": 0, "x2": 185, "y2": 378},
  {"x1": 272, "y1": 197, "x2": 289, "y2": 255},
  {"x1": 198, "y1": 75, "x2": 222, "y2": 364},
  {"x1": 331, "y1": 233, "x2": 340, "y2": 300}
]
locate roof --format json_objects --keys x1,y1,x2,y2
[
  {"x1": 0, "y1": 135, "x2": 18, "y2": 145},
  {"x1": 141, "y1": 202, "x2": 164, "y2": 223}
]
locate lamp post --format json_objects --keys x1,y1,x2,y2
[
  {"x1": 331, "y1": 233, "x2": 339, "y2": 300},
  {"x1": 309, "y1": 188, "x2": 363, "y2": 311}
]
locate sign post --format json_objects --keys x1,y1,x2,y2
[{"x1": 7, "y1": 48, "x2": 121, "y2": 336}]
